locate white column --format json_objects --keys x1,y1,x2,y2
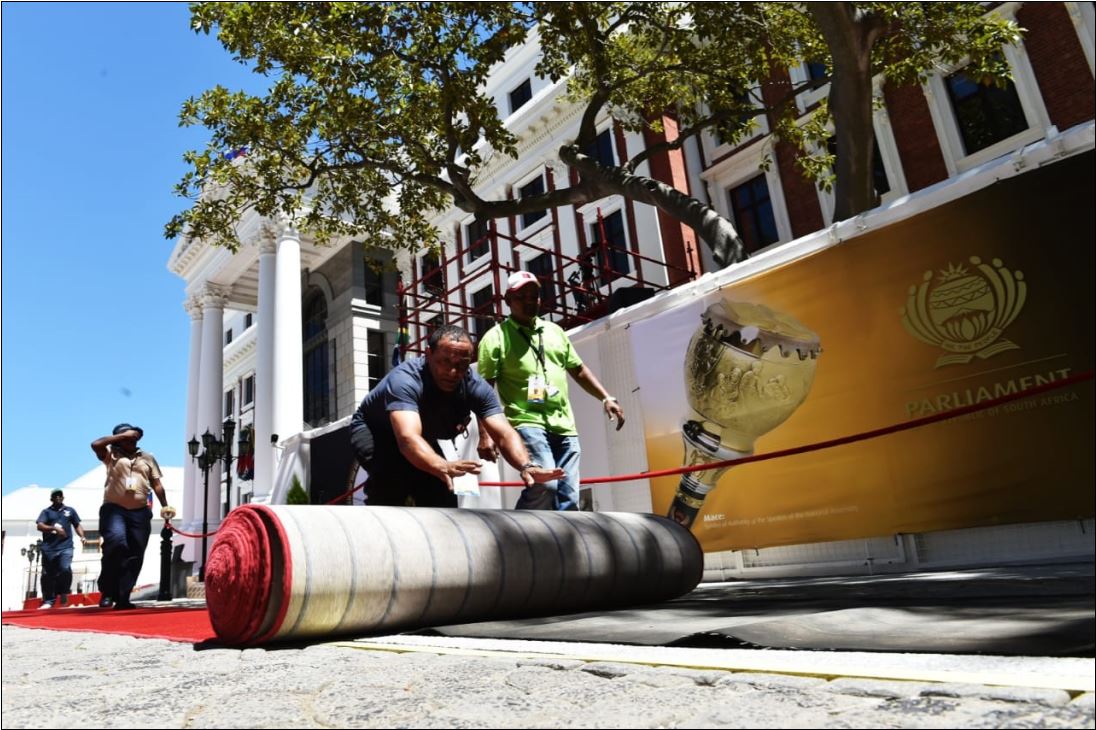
[
  {"x1": 195, "y1": 284, "x2": 228, "y2": 572},
  {"x1": 181, "y1": 297, "x2": 204, "y2": 562},
  {"x1": 272, "y1": 223, "x2": 304, "y2": 457},
  {"x1": 253, "y1": 237, "x2": 277, "y2": 500}
]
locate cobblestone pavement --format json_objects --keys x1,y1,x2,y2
[{"x1": 2, "y1": 626, "x2": 1093, "y2": 728}]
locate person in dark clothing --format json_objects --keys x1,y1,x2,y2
[
  {"x1": 91, "y1": 424, "x2": 176, "y2": 610},
  {"x1": 351, "y1": 324, "x2": 563, "y2": 506},
  {"x1": 35, "y1": 489, "x2": 86, "y2": 609}
]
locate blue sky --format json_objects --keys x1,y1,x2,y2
[{"x1": 2, "y1": 3, "x2": 263, "y2": 493}]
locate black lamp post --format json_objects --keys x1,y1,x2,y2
[
  {"x1": 236, "y1": 426, "x2": 251, "y2": 505},
  {"x1": 20, "y1": 540, "x2": 42, "y2": 600},
  {"x1": 222, "y1": 417, "x2": 236, "y2": 517},
  {"x1": 189, "y1": 430, "x2": 214, "y2": 582},
  {"x1": 188, "y1": 418, "x2": 238, "y2": 583}
]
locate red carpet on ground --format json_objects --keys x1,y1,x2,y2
[{"x1": 1, "y1": 605, "x2": 216, "y2": 644}]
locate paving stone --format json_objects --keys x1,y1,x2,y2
[
  {"x1": 577, "y1": 661, "x2": 644, "y2": 679},
  {"x1": 921, "y1": 682, "x2": 1072, "y2": 707},
  {"x1": 715, "y1": 671, "x2": 828, "y2": 691},
  {"x1": 3, "y1": 626, "x2": 1093, "y2": 729},
  {"x1": 652, "y1": 666, "x2": 732, "y2": 686},
  {"x1": 826, "y1": 677, "x2": 925, "y2": 699},
  {"x1": 620, "y1": 670, "x2": 699, "y2": 688},
  {"x1": 515, "y1": 657, "x2": 586, "y2": 671}
]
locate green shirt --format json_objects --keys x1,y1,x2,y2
[{"x1": 477, "y1": 316, "x2": 583, "y2": 435}]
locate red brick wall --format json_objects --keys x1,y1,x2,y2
[
  {"x1": 884, "y1": 81, "x2": 950, "y2": 193},
  {"x1": 642, "y1": 117, "x2": 702, "y2": 283},
  {"x1": 1018, "y1": 2, "x2": 1095, "y2": 131},
  {"x1": 759, "y1": 67, "x2": 825, "y2": 237},
  {"x1": 773, "y1": 140, "x2": 825, "y2": 237}
]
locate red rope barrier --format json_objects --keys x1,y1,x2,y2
[
  {"x1": 479, "y1": 369, "x2": 1094, "y2": 487},
  {"x1": 326, "y1": 483, "x2": 363, "y2": 505},
  {"x1": 170, "y1": 369, "x2": 1092, "y2": 525},
  {"x1": 165, "y1": 523, "x2": 217, "y2": 539}
]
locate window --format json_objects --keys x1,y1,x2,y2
[
  {"x1": 945, "y1": 67, "x2": 1028, "y2": 156},
  {"x1": 470, "y1": 285, "x2": 495, "y2": 341},
  {"x1": 224, "y1": 329, "x2": 233, "y2": 346},
  {"x1": 518, "y1": 176, "x2": 547, "y2": 229},
  {"x1": 728, "y1": 175, "x2": 779, "y2": 255},
  {"x1": 586, "y1": 129, "x2": 615, "y2": 168},
  {"x1": 922, "y1": 33, "x2": 1048, "y2": 176},
  {"x1": 465, "y1": 218, "x2": 490, "y2": 262},
  {"x1": 526, "y1": 253, "x2": 557, "y2": 311},
  {"x1": 364, "y1": 260, "x2": 384, "y2": 306},
  {"x1": 367, "y1": 330, "x2": 386, "y2": 391},
  {"x1": 224, "y1": 389, "x2": 235, "y2": 419},
  {"x1": 243, "y1": 375, "x2": 255, "y2": 406},
  {"x1": 420, "y1": 252, "x2": 445, "y2": 297},
  {"x1": 508, "y1": 78, "x2": 532, "y2": 114},
  {"x1": 244, "y1": 313, "x2": 253, "y2": 329},
  {"x1": 588, "y1": 210, "x2": 631, "y2": 282},
  {"x1": 303, "y1": 292, "x2": 330, "y2": 425},
  {"x1": 806, "y1": 61, "x2": 828, "y2": 83}
]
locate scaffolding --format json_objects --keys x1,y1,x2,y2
[{"x1": 397, "y1": 211, "x2": 699, "y2": 357}]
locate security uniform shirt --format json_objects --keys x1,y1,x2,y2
[
  {"x1": 101, "y1": 449, "x2": 163, "y2": 510},
  {"x1": 36, "y1": 504, "x2": 82, "y2": 554}
]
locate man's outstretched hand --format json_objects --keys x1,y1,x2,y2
[
  {"x1": 440, "y1": 460, "x2": 483, "y2": 492},
  {"x1": 521, "y1": 465, "x2": 565, "y2": 488}
]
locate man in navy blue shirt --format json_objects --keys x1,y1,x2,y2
[
  {"x1": 35, "y1": 489, "x2": 86, "y2": 609},
  {"x1": 351, "y1": 324, "x2": 563, "y2": 507}
]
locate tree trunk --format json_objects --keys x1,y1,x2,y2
[
  {"x1": 828, "y1": 67, "x2": 878, "y2": 222},
  {"x1": 809, "y1": 3, "x2": 884, "y2": 222}
]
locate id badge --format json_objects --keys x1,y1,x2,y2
[
  {"x1": 125, "y1": 475, "x2": 139, "y2": 493},
  {"x1": 526, "y1": 374, "x2": 546, "y2": 406}
]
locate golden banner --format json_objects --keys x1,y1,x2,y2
[{"x1": 629, "y1": 152, "x2": 1094, "y2": 552}]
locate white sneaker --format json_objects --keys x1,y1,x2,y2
[{"x1": 38, "y1": 601, "x2": 53, "y2": 610}]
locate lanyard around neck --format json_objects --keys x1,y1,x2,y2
[{"x1": 516, "y1": 325, "x2": 546, "y2": 373}]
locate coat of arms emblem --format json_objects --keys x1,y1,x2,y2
[{"x1": 900, "y1": 256, "x2": 1027, "y2": 368}]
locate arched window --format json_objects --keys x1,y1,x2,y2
[{"x1": 303, "y1": 291, "x2": 329, "y2": 426}]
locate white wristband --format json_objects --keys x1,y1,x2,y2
[{"x1": 602, "y1": 396, "x2": 618, "y2": 404}]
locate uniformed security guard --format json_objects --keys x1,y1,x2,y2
[{"x1": 35, "y1": 489, "x2": 86, "y2": 609}]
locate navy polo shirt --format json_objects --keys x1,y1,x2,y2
[
  {"x1": 36, "y1": 504, "x2": 81, "y2": 554},
  {"x1": 352, "y1": 356, "x2": 502, "y2": 447}
]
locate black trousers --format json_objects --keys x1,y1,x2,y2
[
  {"x1": 40, "y1": 548, "x2": 74, "y2": 601},
  {"x1": 350, "y1": 423, "x2": 457, "y2": 508},
  {"x1": 98, "y1": 503, "x2": 152, "y2": 603}
]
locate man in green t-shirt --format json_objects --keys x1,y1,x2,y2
[{"x1": 477, "y1": 271, "x2": 625, "y2": 510}]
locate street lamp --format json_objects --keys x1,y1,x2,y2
[
  {"x1": 188, "y1": 419, "x2": 239, "y2": 583},
  {"x1": 222, "y1": 417, "x2": 236, "y2": 518},
  {"x1": 235, "y1": 426, "x2": 251, "y2": 505},
  {"x1": 20, "y1": 540, "x2": 42, "y2": 600}
]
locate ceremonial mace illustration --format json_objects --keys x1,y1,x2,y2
[{"x1": 668, "y1": 301, "x2": 821, "y2": 528}]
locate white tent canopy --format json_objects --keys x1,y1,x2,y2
[{"x1": 2, "y1": 464, "x2": 184, "y2": 611}]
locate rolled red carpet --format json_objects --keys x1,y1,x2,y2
[
  {"x1": 205, "y1": 505, "x2": 292, "y2": 645},
  {"x1": 205, "y1": 504, "x2": 702, "y2": 647}
]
